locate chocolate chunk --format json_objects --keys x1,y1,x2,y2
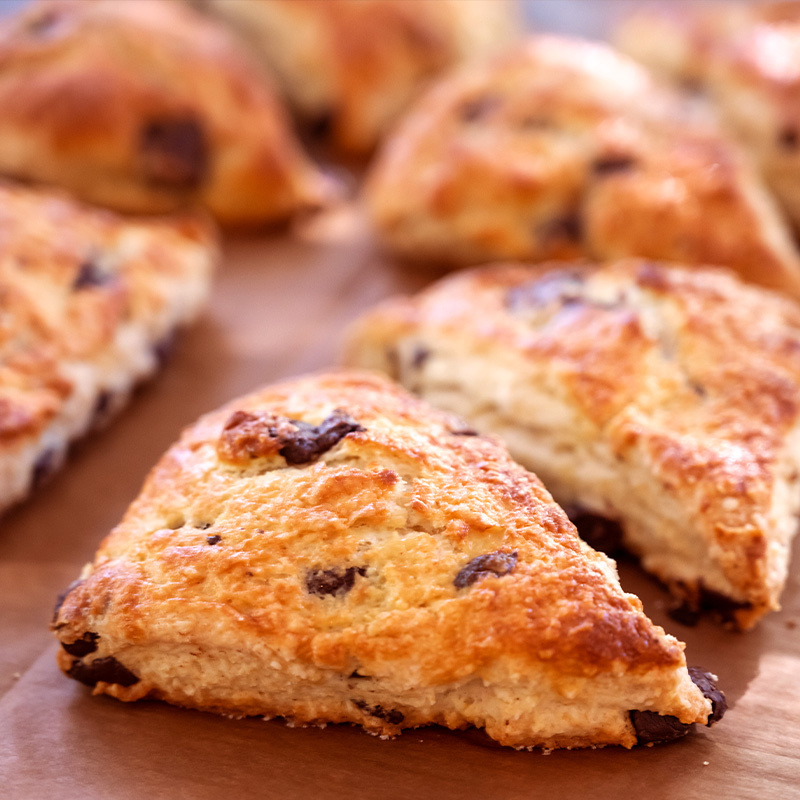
[
  {"x1": 570, "y1": 512, "x2": 624, "y2": 555},
  {"x1": 459, "y1": 95, "x2": 500, "y2": 123},
  {"x1": 667, "y1": 600, "x2": 701, "y2": 627},
  {"x1": 220, "y1": 409, "x2": 364, "y2": 466},
  {"x1": 306, "y1": 566, "x2": 367, "y2": 597},
  {"x1": 629, "y1": 709, "x2": 691, "y2": 745},
  {"x1": 779, "y1": 126, "x2": 798, "y2": 149},
  {"x1": 52, "y1": 579, "x2": 83, "y2": 624},
  {"x1": 450, "y1": 426, "x2": 479, "y2": 436},
  {"x1": 668, "y1": 583, "x2": 751, "y2": 627},
  {"x1": 592, "y1": 155, "x2": 637, "y2": 175},
  {"x1": 67, "y1": 656, "x2": 140, "y2": 688},
  {"x1": 152, "y1": 334, "x2": 176, "y2": 367},
  {"x1": 308, "y1": 110, "x2": 334, "y2": 139},
  {"x1": 506, "y1": 269, "x2": 585, "y2": 313},
  {"x1": 353, "y1": 699, "x2": 405, "y2": 725},
  {"x1": 31, "y1": 447, "x2": 58, "y2": 489},
  {"x1": 411, "y1": 345, "x2": 430, "y2": 369},
  {"x1": 688, "y1": 667, "x2": 727, "y2": 725},
  {"x1": 206, "y1": 534, "x2": 222, "y2": 545},
  {"x1": 61, "y1": 631, "x2": 100, "y2": 657},
  {"x1": 73, "y1": 259, "x2": 112, "y2": 290},
  {"x1": 454, "y1": 551, "x2": 518, "y2": 589},
  {"x1": 140, "y1": 117, "x2": 208, "y2": 189},
  {"x1": 537, "y1": 213, "x2": 583, "y2": 246}
]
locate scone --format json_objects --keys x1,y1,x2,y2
[
  {"x1": 0, "y1": 0, "x2": 336, "y2": 225},
  {"x1": 51, "y1": 371, "x2": 724, "y2": 750},
  {"x1": 364, "y1": 35, "x2": 800, "y2": 298},
  {"x1": 198, "y1": 0, "x2": 518, "y2": 156},
  {"x1": 0, "y1": 181, "x2": 216, "y2": 515},
  {"x1": 617, "y1": 1, "x2": 800, "y2": 233},
  {"x1": 344, "y1": 260, "x2": 800, "y2": 629}
]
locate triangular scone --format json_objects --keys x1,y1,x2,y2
[
  {"x1": 0, "y1": 0, "x2": 336, "y2": 225},
  {"x1": 198, "y1": 0, "x2": 518, "y2": 156},
  {"x1": 345, "y1": 260, "x2": 800, "y2": 629},
  {"x1": 52, "y1": 372, "x2": 723, "y2": 750},
  {"x1": 616, "y1": 2, "x2": 800, "y2": 233},
  {"x1": 364, "y1": 34, "x2": 800, "y2": 298},
  {"x1": 0, "y1": 181, "x2": 215, "y2": 515}
]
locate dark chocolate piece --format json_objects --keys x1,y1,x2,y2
[
  {"x1": 629, "y1": 709, "x2": 691, "y2": 745},
  {"x1": 31, "y1": 447, "x2": 58, "y2": 489},
  {"x1": 411, "y1": 345, "x2": 430, "y2": 369},
  {"x1": 536, "y1": 213, "x2": 583, "y2": 246},
  {"x1": 306, "y1": 566, "x2": 367, "y2": 597},
  {"x1": 592, "y1": 155, "x2": 637, "y2": 175},
  {"x1": 152, "y1": 333, "x2": 176, "y2": 367},
  {"x1": 667, "y1": 601, "x2": 701, "y2": 627},
  {"x1": 779, "y1": 126, "x2": 798, "y2": 150},
  {"x1": 308, "y1": 110, "x2": 334, "y2": 139},
  {"x1": 454, "y1": 551, "x2": 518, "y2": 589},
  {"x1": 206, "y1": 534, "x2": 222, "y2": 545},
  {"x1": 66, "y1": 656, "x2": 140, "y2": 688},
  {"x1": 688, "y1": 667, "x2": 727, "y2": 725},
  {"x1": 140, "y1": 117, "x2": 208, "y2": 189},
  {"x1": 60, "y1": 631, "x2": 100, "y2": 657},
  {"x1": 73, "y1": 259, "x2": 112, "y2": 290},
  {"x1": 450, "y1": 426, "x2": 479, "y2": 436},
  {"x1": 570, "y1": 512, "x2": 624, "y2": 555},
  {"x1": 353, "y1": 699, "x2": 405, "y2": 725}
]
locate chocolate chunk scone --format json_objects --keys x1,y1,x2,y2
[
  {"x1": 364, "y1": 34, "x2": 800, "y2": 298},
  {"x1": 617, "y1": 1, "x2": 800, "y2": 234},
  {"x1": 345, "y1": 260, "x2": 800, "y2": 629},
  {"x1": 0, "y1": 0, "x2": 336, "y2": 225},
  {"x1": 52, "y1": 371, "x2": 722, "y2": 750},
  {"x1": 198, "y1": 0, "x2": 518, "y2": 156},
  {"x1": 0, "y1": 181, "x2": 216, "y2": 515}
]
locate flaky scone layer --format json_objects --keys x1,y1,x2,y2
[
  {"x1": 53, "y1": 371, "x2": 712, "y2": 750},
  {"x1": 617, "y1": 1, "x2": 800, "y2": 235},
  {"x1": 365, "y1": 34, "x2": 800, "y2": 298},
  {"x1": 345, "y1": 261, "x2": 800, "y2": 629},
  {"x1": 199, "y1": 0, "x2": 518, "y2": 156},
  {"x1": 0, "y1": 0, "x2": 335, "y2": 225},
  {"x1": 0, "y1": 181, "x2": 216, "y2": 515}
]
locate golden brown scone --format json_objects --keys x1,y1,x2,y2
[
  {"x1": 0, "y1": 0, "x2": 336, "y2": 226},
  {"x1": 51, "y1": 371, "x2": 724, "y2": 750},
  {"x1": 617, "y1": 1, "x2": 800, "y2": 234},
  {"x1": 344, "y1": 261, "x2": 800, "y2": 630},
  {"x1": 198, "y1": 0, "x2": 518, "y2": 156},
  {"x1": 0, "y1": 181, "x2": 216, "y2": 515},
  {"x1": 365, "y1": 34, "x2": 800, "y2": 299}
]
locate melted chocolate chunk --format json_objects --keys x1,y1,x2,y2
[
  {"x1": 152, "y1": 333, "x2": 176, "y2": 367},
  {"x1": 60, "y1": 631, "x2": 100, "y2": 657},
  {"x1": 280, "y1": 411, "x2": 365, "y2": 465},
  {"x1": 779, "y1": 126, "x2": 799, "y2": 149},
  {"x1": 52, "y1": 579, "x2": 83, "y2": 624},
  {"x1": 306, "y1": 566, "x2": 367, "y2": 597},
  {"x1": 353, "y1": 700, "x2": 404, "y2": 725},
  {"x1": 206, "y1": 534, "x2": 222, "y2": 545},
  {"x1": 454, "y1": 551, "x2": 517, "y2": 589},
  {"x1": 459, "y1": 95, "x2": 500, "y2": 123},
  {"x1": 688, "y1": 667, "x2": 727, "y2": 725},
  {"x1": 73, "y1": 259, "x2": 112, "y2": 290},
  {"x1": 309, "y1": 110, "x2": 335, "y2": 139},
  {"x1": 140, "y1": 117, "x2": 208, "y2": 188},
  {"x1": 67, "y1": 656, "x2": 140, "y2": 688},
  {"x1": 570, "y1": 512, "x2": 624, "y2": 555},
  {"x1": 592, "y1": 155, "x2": 637, "y2": 175},
  {"x1": 31, "y1": 447, "x2": 58, "y2": 489},
  {"x1": 506, "y1": 269, "x2": 585, "y2": 312},
  {"x1": 668, "y1": 583, "x2": 751, "y2": 627},
  {"x1": 629, "y1": 709, "x2": 691, "y2": 745},
  {"x1": 537, "y1": 213, "x2": 583, "y2": 246},
  {"x1": 667, "y1": 601, "x2": 701, "y2": 627}
]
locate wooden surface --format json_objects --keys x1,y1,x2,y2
[{"x1": 0, "y1": 209, "x2": 798, "y2": 798}]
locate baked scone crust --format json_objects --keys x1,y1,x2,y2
[
  {"x1": 0, "y1": 181, "x2": 216, "y2": 515},
  {"x1": 0, "y1": 0, "x2": 335, "y2": 225},
  {"x1": 200, "y1": 0, "x2": 518, "y2": 156},
  {"x1": 616, "y1": 1, "x2": 800, "y2": 234},
  {"x1": 52, "y1": 371, "x2": 714, "y2": 750},
  {"x1": 344, "y1": 261, "x2": 800, "y2": 629},
  {"x1": 365, "y1": 34, "x2": 800, "y2": 298}
]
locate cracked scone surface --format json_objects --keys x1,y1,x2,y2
[
  {"x1": 617, "y1": 1, "x2": 800, "y2": 235},
  {"x1": 52, "y1": 371, "x2": 715, "y2": 750},
  {"x1": 200, "y1": 0, "x2": 517, "y2": 156},
  {"x1": 0, "y1": 0, "x2": 335, "y2": 225},
  {"x1": 0, "y1": 181, "x2": 216, "y2": 515},
  {"x1": 365, "y1": 34, "x2": 800, "y2": 298},
  {"x1": 345, "y1": 261, "x2": 800, "y2": 629}
]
